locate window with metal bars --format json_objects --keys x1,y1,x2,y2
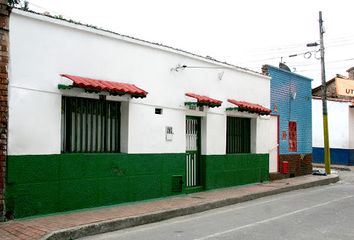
[
  {"x1": 61, "y1": 96, "x2": 121, "y2": 153},
  {"x1": 226, "y1": 116, "x2": 251, "y2": 154},
  {"x1": 288, "y1": 121, "x2": 297, "y2": 152}
]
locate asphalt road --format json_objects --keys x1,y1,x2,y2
[{"x1": 81, "y1": 171, "x2": 354, "y2": 240}]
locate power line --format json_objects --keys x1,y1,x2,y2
[{"x1": 237, "y1": 36, "x2": 354, "y2": 58}]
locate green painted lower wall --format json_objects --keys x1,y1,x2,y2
[
  {"x1": 201, "y1": 154, "x2": 269, "y2": 190},
  {"x1": 5, "y1": 153, "x2": 269, "y2": 218},
  {"x1": 6, "y1": 153, "x2": 185, "y2": 218}
]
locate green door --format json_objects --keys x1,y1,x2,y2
[{"x1": 186, "y1": 116, "x2": 201, "y2": 187}]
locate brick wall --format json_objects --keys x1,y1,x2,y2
[
  {"x1": 0, "y1": 0, "x2": 9, "y2": 222},
  {"x1": 269, "y1": 154, "x2": 312, "y2": 181},
  {"x1": 325, "y1": 80, "x2": 338, "y2": 98},
  {"x1": 312, "y1": 79, "x2": 338, "y2": 98},
  {"x1": 279, "y1": 154, "x2": 313, "y2": 177},
  {"x1": 312, "y1": 75, "x2": 354, "y2": 101}
]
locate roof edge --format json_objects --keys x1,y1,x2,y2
[
  {"x1": 264, "y1": 64, "x2": 313, "y2": 81},
  {"x1": 312, "y1": 96, "x2": 354, "y2": 103}
]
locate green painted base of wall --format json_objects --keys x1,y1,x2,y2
[
  {"x1": 201, "y1": 154, "x2": 269, "y2": 190},
  {"x1": 6, "y1": 153, "x2": 186, "y2": 218},
  {"x1": 5, "y1": 153, "x2": 269, "y2": 219}
]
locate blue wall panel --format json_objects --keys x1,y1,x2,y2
[
  {"x1": 268, "y1": 65, "x2": 312, "y2": 154},
  {"x1": 313, "y1": 147, "x2": 352, "y2": 165}
]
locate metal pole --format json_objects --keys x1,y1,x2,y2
[{"x1": 319, "y1": 11, "x2": 331, "y2": 174}]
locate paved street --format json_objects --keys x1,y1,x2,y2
[{"x1": 82, "y1": 171, "x2": 354, "y2": 240}]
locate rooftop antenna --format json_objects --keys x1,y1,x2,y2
[{"x1": 279, "y1": 62, "x2": 291, "y2": 72}]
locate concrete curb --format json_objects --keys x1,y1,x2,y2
[
  {"x1": 43, "y1": 175, "x2": 339, "y2": 240},
  {"x1": 312, "y1": 164, "x2": 352, "y2": 171}
]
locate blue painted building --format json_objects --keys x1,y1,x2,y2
[{"x1": 262, "y1": 65, "x2": 313, "y2": 177}]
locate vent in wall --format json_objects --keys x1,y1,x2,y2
[{"x1": 155, "y1": 108, "x2": 163, "y2": 115}]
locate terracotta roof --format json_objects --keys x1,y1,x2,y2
[
  {"x1": 185, "y1": 93, "x2": 222, "y2": 107},
  {"x1": 227, "y1": 99, "x2": 271, "y2": 115},
  {"x1": 60, "y1": 74, "x2": 148, "y2": 98}
]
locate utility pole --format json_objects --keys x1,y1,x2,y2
[{"x1": 319, "y1": 11, "x2": 331, "y2": 174}]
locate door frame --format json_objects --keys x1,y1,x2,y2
[
  {"x1": 272, "y1": 114, "x2": 280, "y2": 172},
  {"x1": 185, "y1": 116, "x2": 202, "y2": 188}
]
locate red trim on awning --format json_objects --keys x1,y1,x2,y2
[
  {"x1": 227, "y1": 99, "x2": 271, "y2": 115},
  {"x1": 186, "y1": 92, "x2": 222, "y2": 107},
  {"x1": 61, "y1": 74, "x2": 148, "y2": 98}
]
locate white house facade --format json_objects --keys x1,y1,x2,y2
[
  {"x1": 4, "y1": 9, "x2": 273, "y2": 219},
  {"x1": 312, "y1": 71, "x2": 354, "y2": 166}
]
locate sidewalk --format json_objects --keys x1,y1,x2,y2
[{"x1": 0, "y1": 174, "x2": 339, "y2": 240}]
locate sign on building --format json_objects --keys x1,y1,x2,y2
[{"x1": 336, "y1": 78, "x2": 354, "y2": 97}]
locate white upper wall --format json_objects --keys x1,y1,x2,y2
[
  {"x1": 349, "y1": 107, "x2": 354, "y2": 149},
  {"x1": 8, "y1": 10, "x2": 271, "y2": 155},
  {"x1": 9, "y1": 10, "x2": 269, "y2": 107},
  {"x1": 312, "y1": 99, "x2": 350, "y2": 149}
]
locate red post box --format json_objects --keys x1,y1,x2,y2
[{"x1": 282, "y1": 161, "x2": 289, "y2": 174}]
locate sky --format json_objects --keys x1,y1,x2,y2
[{"x1": 22, "y1": 0, "x2": 354, "y2": 87}]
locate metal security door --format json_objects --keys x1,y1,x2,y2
[{"x1": 186, "y1": 117, "x2": 201, "y2": 187}]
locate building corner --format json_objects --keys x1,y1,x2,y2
[{"x1": 0, "y1": 0, "x2": 9, "y2": 222}]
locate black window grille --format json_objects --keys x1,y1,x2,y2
[
  {"x1": 61, "y1": 96, "x2": 121, "y2": 153},
  {"x1": 226, "y1": 116, "x2": 251, "y2": 154}
]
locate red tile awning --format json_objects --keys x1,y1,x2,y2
[
  {"x1": 59, "y1": 74, "x2": 148, "y2": 98},
  {"x1": 185, "y1": 92, "x2": 222, "y2": 108},
  {"x1": 227, "y1": 99, "x2": 271, "y2": 115}
]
